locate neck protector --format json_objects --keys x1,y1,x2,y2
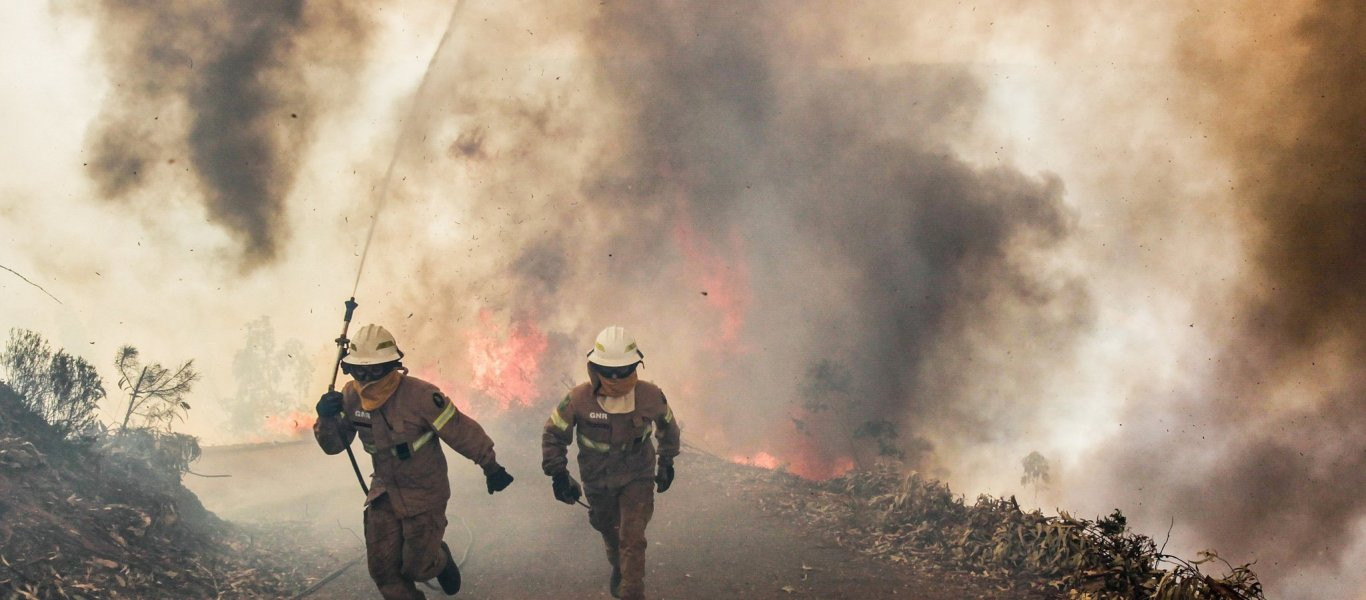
[{"x1": 359, "y1": 370, "x2": 403, "y2": 411}]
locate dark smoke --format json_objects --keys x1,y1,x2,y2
[
  {"x1": 1093, "y1": 0, "x2": 1366, "y2": 579},
  {"x1": 84, "y1": 0, "x2": 371, "y2": 266},
  {"x1": 39, "y1": 0, "x2": 1363, "y2": 594},
  {"x1": 512, "y1": 236, "x2": 571, "y2": 309},
  {"x1": 362, "y1": 2, "x2": 1087, "y2": 478},
  {"x1": 571, "y1": 3, "x2": 1088, "y2": 468}
]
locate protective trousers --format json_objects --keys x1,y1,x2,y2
[
  {"x1": 586, "y1": 478, "x2": 655, "y2": 600},
  {"x1": 364, "y1": 494, "x2": 448, "y2": 600}
]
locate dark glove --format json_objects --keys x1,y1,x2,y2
[
  {"x1": 315, "y1": 391, "x2": 344, "y2": 418},
  {"x1": 485, "y1": 465, "x2": 514, "y2": 494},
  {"x1": 655, "y1": 462, "x2": 675, "y2": 493},
  {"x1": 551, "y1": 471, "x2": 582, "y2": 505}
]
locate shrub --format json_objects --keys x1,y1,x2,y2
[{"x1": 0, "y1": 329, "x2": 105, "y2": 442}]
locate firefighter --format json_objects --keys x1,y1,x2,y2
[
  {"x1": 542, "y1": 326, "x2": 680, "y2": 600},
  {"x1": 314, "y1": 324, "x2": 514, "y2": 599}
]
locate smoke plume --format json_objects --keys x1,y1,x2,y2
[
  {"x1": 583, "y1": 3, "x2": 1086, "y2": 469},
  {"x1": 364, "y1": 4, "x2": 1362, "y2": 592},
  {"x1": 359, "y1": 2, "x2": 1088, "y2": 481},
  {"x1": 84, "y1": 0, "x2": 371, "y2": 265},
  {"x1": 16, "y1": 1, "x2": 1361, "y2": 595},
  {"x1": 1087, "y1": 0, "x2": 1366, "y2": 581}
]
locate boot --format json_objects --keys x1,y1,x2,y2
[
  {"x1": 610, "y1": 566, "x2": 622, "y2": 599},
  {"x1": 438, "y1": 541, "x2": 461, "y2": 595}
]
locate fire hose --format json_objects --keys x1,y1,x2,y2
[
  {"x1": 323, "y1": 0, "x2": 467, "y2": 496},
  {"x1": 300, "y1": 0, "x2": 520, "y2": 595}
]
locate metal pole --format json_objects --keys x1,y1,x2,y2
[{"x1": 327, "y1": 297, "x2": 369, "y2": 495}]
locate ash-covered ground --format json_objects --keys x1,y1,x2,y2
[
  {"x1": 1, "y1": 371, "x2": 1262, "y2": 600},
  {"x1": 187, "y1": 437, "x2": 1031, "y2": 599}
]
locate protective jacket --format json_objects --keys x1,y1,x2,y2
[
  {"x1": 315, "y1": 374, "x2": 498, "y2": 517},
  {"x1": 542, "y1": 380, "x2": 680, "y2": 490}
]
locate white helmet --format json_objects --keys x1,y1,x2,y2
[
  {"x1": 342, "y1": 324, "x2": 403, "y2": 365},
  {"x1": 587, "y1": 326, "x2": 644, "y2": 368}
]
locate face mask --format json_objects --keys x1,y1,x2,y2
[{"x1": 358, "y1": 370, "x2": 403, "y2": 411}]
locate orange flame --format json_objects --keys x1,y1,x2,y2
[
  {"x1": 414, "y1": 369, "x2": 480, "y2": 420},
  {"x1": 674, "y1": 218, "x2": 752, "y2": 351},
  {"x1": 466, "y1": 310, "x2": 548, "y2": 410},
  {"x1": 729, "y1": 432, "x2": 858, "y2": 481},
  {"x1": 788, "y1": 418, "x2": 857, "y2": 480},
  {"x1": 262, "y1": 409, "x2": 314, "y2": 438},
  {"x1": 787, "y1": 453, "x2": 856, "y2": 481},
  {"x1": 729, "y1": 448, "x2": 854, "y2": 480},
  {"x1": 732, "y1": 451, "x2": 782, "y2": 470}
]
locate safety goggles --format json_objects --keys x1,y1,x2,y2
[
  {"x1": 593, "y1": 362, "x2": 639, "y2": 379},
  {"x1": 342, "y1": 362, "x2": 395, "y2": 382}
]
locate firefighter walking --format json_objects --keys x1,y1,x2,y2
[
  {"x1": 314, "y1": 324, "x2": 514, "y2": 599},
  {"x1": 542, "y1": 326, "x2": 680, "y2": 600}
]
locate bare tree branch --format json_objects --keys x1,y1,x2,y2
[{"x1": 115, "y1": 347, "x2": 198, "y2": 432}]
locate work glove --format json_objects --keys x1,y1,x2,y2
[
  {"x1": 315, "y1": 391, "x2": 344, "y2": 418},
  {"x1": 551, "y1": 471, "x2": 582, "y2": 505},
  {"x1": 485, "y1": 465, "x2": 514, "y2": 494},
  {"x1": 655, "y1": 461, "x2": 675, "y2": 493}
]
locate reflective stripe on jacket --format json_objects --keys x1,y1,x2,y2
[
  {"x1": 314, "y1": 374, "x2": 498, "y2": 517},
  {"x1": 542, "y1": 380, "x2": 681, "y2": 490}
]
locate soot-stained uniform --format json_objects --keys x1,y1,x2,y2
[
  {"x1": 315, "y1": 374, "x2": 499, "y2": 600},
  {"x1": 542, "y1": 380, "x2": 680, "y2": 600}
]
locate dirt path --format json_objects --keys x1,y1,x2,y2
[{"x1": 190, "y1": 441, "x2": 1037, "y2": 599}]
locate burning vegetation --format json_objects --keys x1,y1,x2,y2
[
  {"x1": 4, "y1": 0, "x2": 1360, "y2": 597},
  {"x1": 465, "y1": 310, "x2": 549, "y2": 411},
  {"x1": 0, "y1": 328, "x2": 1272, "y2": 599}
]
